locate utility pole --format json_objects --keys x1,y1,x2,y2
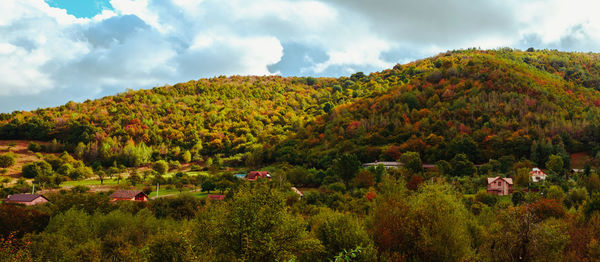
[
  {"x1": 32, "y1": 183, "x2": 35, "y2": 194},
  {"x1": 156, "y1": 183, "x2": 159, "y2": 198}
]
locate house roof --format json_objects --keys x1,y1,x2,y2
[
  {"x1": 487, "y1": 176, "x2": 513, "y2": 185},
  {"x1": 530, "y1": 168, "x2": 546, "y2": 176},
  {"x1": 363, "y1": 161, "x2": 403, "y2": 167},
  {"x1": 208, "y1": 194, "x2": 225, "y2": 200},
  {"x1": 291, "y1": 187, "x2": 303, "y2": 197},
  {"x1": 247, "y1": 171, "x2": 271, "y2": 180},
  {"x1": 109, "y1": 190, "x2": 145, "y2": 199},
  {"x1": 6, "y1": 194, "x2": 48, "y2": 203}
]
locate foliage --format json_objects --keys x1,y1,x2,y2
[{"x1": 0, "y1": 153, "x2": 16, "y2": 168}]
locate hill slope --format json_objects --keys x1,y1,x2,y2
[
  {"x1": 271, "y1": 49, "x2": 600, "y2": 168},
  {"x1": 3, "y1": 48, "x2": 600, "y2": 169}
]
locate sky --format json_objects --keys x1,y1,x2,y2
[{"x1": 1, "y1": 0, "x2": 600, "y2": 112}]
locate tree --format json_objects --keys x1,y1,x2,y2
[
  {"x1": 512, "y1": 191, "x2": 525, "y2": 206},
  {"x1": 410, "y1": 183, "x2": 473, "y2": 261},
  {"x1": 399, "y1": 151, "x2": 423, "y2": 174},
  {"x1": 309, "y1": 209, "x2": 377, "y2": 261},
  {"x1": 68, "y1": 166, "x2": 93, "y2": 180},
  {"x1": 215, "y1": 185, "x2": 321, "y2": 261},
  {"x1": 201, "y1": 181, "x2": 216, "y2": 193},
  {"x1": 450, "y1": 154, "x2": 476, "y2": 177},
  {"x1": 22, "y1": 161, "x2": 53, "y2": 179},
  {"x1": 182, "y1": 150, "x2": 192, "y2": 163},
  {"x1": 96, "y1": 170, "x2": 105, "y2": 185},
  {"x1": 546, "y1": 154, "x2": 564, "y2": 175},
  {"x1": 514, "y1": 167, "x2": 530, "y2": 187},
  {"x1": 332, "y1": 154, "x2": 361, "y2": 186},
  {"x1": 152, "y1": 160, "x2": 169, "y2": 175},
  {"x1": 528, "y1": 218, "x2": 570, "y2": 260},
  {"x1": 0, "y1": 154, "x2": 16, "y2": 168},
  {"x1": 435, "y1": 160, "x2": 451, "y2": 176},
  {"x1": 546, "y1": 185, "x2": 565, "y2": 201}
]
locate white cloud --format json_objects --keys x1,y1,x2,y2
[{"x1": 2, "y1": 0, "x2": 600, "y2": 112}]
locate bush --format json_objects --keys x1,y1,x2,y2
[
  {"x1": 0, "y1": 154, "x2": 16, "y2": 168},
  {"x1": 71, "y1": 185, "x2": 90, "y2": 193},
  {"x1": 474, "y1": 189, "x2": 498, "y2": 206},
  {"x1": 328, "y1": 182, "x2": 346, "y2": 192},
  {"x1": 28, "y1": 142, "x2": 41, "y2": 152}
]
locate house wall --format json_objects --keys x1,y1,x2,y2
[
  {"x1": 487, "y1": 180, "x2": 511, "y2": 196},
  {"x1": 7, "y1": 197, "x2": 48, "y2": 206}
]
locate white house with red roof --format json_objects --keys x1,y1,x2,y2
[{"x1": 530, "y1": 168, "x2": 547, "y2": 183}]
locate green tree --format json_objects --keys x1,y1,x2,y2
[
  {"x1": 450, "y1": 154, "x2": 476, "y2": 177},
  {"x1": 512, "y1": 191, "x2": 525, "y2": 206},
  {"x1": 22, "y1": 161, "x2": 53, "y2": 179},
  {"x1": 310, "y1": 209, "x2": 377, "y2": 261},
  {"x1": 152, "y1": 160, "x2": 169, "y2": 175},
  {"x1": 546, "y1": 154, "x2": 564, "y2": 175},
  {"x1": 546, "y1": 185, "x2": 565, "y2": 201},
  {"x1": 201, "y1": 181, "x2": 216, "y2": 193},
  {"x1": 409, "y1": 182, "x2": 473, "y2": 261},
  {"x1": 216, "y1": 185, "x2": 321, "y2": 261},
  {"x1": 332, "y1": 154, "x2": 361, "y2": 186},
  {"x1": 399, "y1": 151, "x2": 423, "y2": 174}
]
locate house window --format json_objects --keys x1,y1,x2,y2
[{"x1": 498, "y1": 182, "x2": 501, "y2": 186}]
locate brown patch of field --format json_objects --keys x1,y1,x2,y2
[
  {"x1": 0, "y1": 140, "x2": 55, "y2": 178},
  {"x1": 571, "y1": 152, "x2": 594, "y2": 169}
]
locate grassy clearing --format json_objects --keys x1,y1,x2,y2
[{"x1": 61, "y1": 178, "x2": 121, "y2": 187}]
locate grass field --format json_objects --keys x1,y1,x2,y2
[{"x1": 61, "y1": 178, "x2": 121, "y2": 187}]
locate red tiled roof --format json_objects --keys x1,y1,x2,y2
[
  {"x1": 109, "y1": 190, "x2": 145, "y2": 199},
  {"x1": 5, "y1": 194, "x2": 47, "y2": 203},
  {"x1": 208, "y1": 195, "x2": 225, "y2": 200},
  {"x1": 247, "y1": 171, "x2": 270, "y2": 180},
  {"x1": 487, "y1": 176, "x2": 513, "y2": 185}
]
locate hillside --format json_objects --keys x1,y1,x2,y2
[
  {"x1": 275, "y1": 49, "x2": 600, "y2": 168},
  {"x1": 2, "y1": 48, "x2": 600, "y2": 170}
]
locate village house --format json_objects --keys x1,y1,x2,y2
[
  {"x1": 109, "y1": 190, "x2": 148, "y2": 202},
  {"x1": 530, "y1": 168, "x2": 547, "y2": 183},
  {"x1": 4, "y1": 194, "x2": 49, "y2": 206},
  {"x1": 247, "y1": 171, "x2": 271, "y2": 181},
  {"x1": 207, "y1": 194, "x2": 226, "y2": 201},
  {"x1": 487, "y1": 177, "x2": 513, "y2": 196}
]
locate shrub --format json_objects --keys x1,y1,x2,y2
[
  {"x1": 28, "y1": 142, "x2": 41, "y2": 152},
  {"x1": 0, "y1": 154, "x2": 16, "y2": 168}
]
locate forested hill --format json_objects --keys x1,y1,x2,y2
[
  {"x1": 271, "y1": 49, "x2": 600, "y2": 168},
  {"x1": 3, "y1": 48, "x2": 600, "y2": 169}
]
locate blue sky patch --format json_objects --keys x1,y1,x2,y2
[{"x1": 45, "y1": 0, "x2": 113, "y2": 18}]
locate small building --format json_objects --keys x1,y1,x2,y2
[
  {"x1": 109, "y1": 190, "x2": 148, "y2": 202},
  {"x1": 207, "y1": 194, "x2": 225, "y2": 201},
  {"x1": 362, "y1": 161, "x2": 403, "y2": 169},
  {"x1": 530, "y1": 168, "x2": 547, "y2": 183},
  {"x1": 487, "y1": 177, "x2": 513, "y2": 196},
  {"x1": 233, "y1": 174, "x2": 246, "y2": 179},
  {"x1": 291, "y1": 187, "x2": 303, "y2": 198},
  {"x1": 247, "y1": 171, "x2": 271, "y2": 181},
  {"x1": 4, "y1": 194, "x2": 49, "y2": 206}
]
